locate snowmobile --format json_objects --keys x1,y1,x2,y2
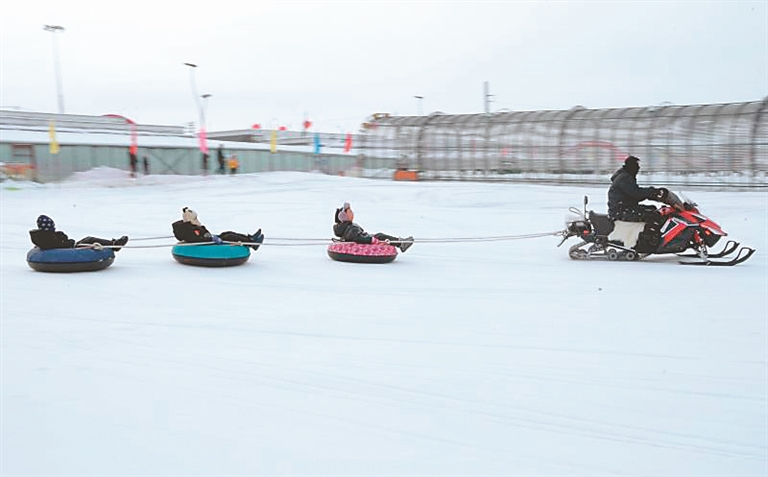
[{"x1": 557, "y1": 192, "x2": 755, "y2": 266}]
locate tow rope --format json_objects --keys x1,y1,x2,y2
[{"x1": 75, "y1": 231, "x2": 564, "y2": 250}]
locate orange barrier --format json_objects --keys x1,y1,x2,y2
[
  {"x1": 393, "y1": 170, "x2": 419, "y2": 181},
  {"x1": 1, "y1": 163, "x2": 35, "y2": 180}
]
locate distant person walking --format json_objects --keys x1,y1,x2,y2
[
  {"x1": 129, "y1": 150, "x2": 138, "y2": 178},
  {"x1": 217, "y1": 144, "x2": 226, "y2": 174},
  {"x1": 229, "y1": 154, "x2": 239, "y2": 174},
  {"x1": 142, "y1": 155, "x2": 150, "y2": 175},
  {"x1": 202, "y1": 152, "x2": 210, "y2": 175}
]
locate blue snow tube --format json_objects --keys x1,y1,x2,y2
[
  {"x1": 26, "y1": 247, "x2": 116, "y2": 273},
  {"x1": 172, "y1": 243, "x2": 251, "y2": 267}
]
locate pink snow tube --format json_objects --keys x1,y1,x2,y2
[{"x1": 327, "y1": 241, "x2": 398, "y2": 264}]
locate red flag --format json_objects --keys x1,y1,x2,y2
[
  {"x1": 198, "y1": 127, "x2": 209, "y2": 154},
  {"x1": 343, "y1": 133, "x2": 352, "y2": 153},
  {"x1": 129, "y1": 120, "x2": 138, "y2": 155},
  {"x1": 303, "y1": 120, "x2": 312, "y2": 130},
  {"x1": 104, "y1": 114, "x2": 138, "y2": 156},
  {"x1": 252, "y1": 123, "x2": 261, "y2": 129},
  {"x1": 279, "y1": 126, "x2": 287, "y2": 131}
]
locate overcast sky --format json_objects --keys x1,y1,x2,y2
[{"x1": 1, "y1": 0, "x2": 766, "y2": 132}]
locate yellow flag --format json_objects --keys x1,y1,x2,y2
[
  {"x1": 48, "y1": 120, "x2": 60, "y2": 154},
  {"x1": 270, "y1": 130, "x2": 277, "y2": 153}
]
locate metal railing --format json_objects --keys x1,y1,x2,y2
[
  {"x1": 0, "y1": 109, "x2": 185, "y2": 136},
  {"x1": 359, "y1": 99, "x2": 768, "y2": 188}
]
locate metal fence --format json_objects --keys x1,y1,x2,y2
[
  {"x1": 0, "y1": 110, "x2": 359, "y2": 182},
  {"x1": 360, "y1": 99, "x2": 768, "y2": 188},
  {"x1": 0, "y1": 142, "x2": 359, "y2": 183}
]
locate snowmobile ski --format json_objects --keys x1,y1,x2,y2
[
  {"x1": 678, "y1": 246, "x2": 755, "y2": 266},
  {"x1": 677, "y1": 240, "x2": 740, "y2": 259}
]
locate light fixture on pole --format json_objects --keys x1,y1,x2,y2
[
  {"x1": 414, "y1": 95, "x2": 424, "y2": 116},
  {"x1": 44, "y1": 24, "x2": 66, "y2": 113}
]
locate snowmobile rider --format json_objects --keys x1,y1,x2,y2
[
  {"x1": 608, "y1": 155, "x2": 674, "y2": 250},
  {"x1": 172, "y1": 207, "x2": 264, "y2": 251},
  {"x1": 608, "y1": 155, "x2": 669, "y2": 221},
  {"x1": 333, "y1": 202, "x2": 414, "y2": 252},
  {"x1": 29, "y1": 215, "x2": 129, "y2": 251}
]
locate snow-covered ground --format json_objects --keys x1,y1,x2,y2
[{"x1": 1, "y1": 169, "x2": 766, "y2": 476}]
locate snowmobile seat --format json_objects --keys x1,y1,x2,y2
[{"x1": 588, "y1": 211, "x2": 614, "y2": 236}]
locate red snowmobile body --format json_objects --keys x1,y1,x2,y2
[{"x1": 655, "y1": 205, "x2": 725, "y2": 254}]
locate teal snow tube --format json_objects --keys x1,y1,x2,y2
[{"x1": 172, "y1": 243, "x2": 251, "y2": 267}]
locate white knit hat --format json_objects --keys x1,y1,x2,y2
[{"x1": 182, "y1": 207, "x2": 201, "y2": 226}]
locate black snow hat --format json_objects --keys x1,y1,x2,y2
[
  {"x1": 624, "y1": 155, "x2": 640, "y2": 175},
  {"x1": 36, "y1": 214, "x2": 56, "y2": 231}
]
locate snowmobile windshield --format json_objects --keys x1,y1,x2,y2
[
  {"x1": 662, "y1": 190, "x2": 685, "y2": 209},
  {"x1": 676, "y1": 192, "x2": 696, "y2": 209}
]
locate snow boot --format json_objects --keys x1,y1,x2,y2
[
  {"x1": 112, "y1": 235, "x2": 129, "y2": 252},
  {"x1": 250, "y1": 229, "x2": 264, "y2": 251}
]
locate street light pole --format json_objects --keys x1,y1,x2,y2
[
  {"x1": 183, "y1": 62, "x2": 202, "y2": 128},
  {"x1": 414, "y1": 95, "x2": 424, "y2": 116},
  {"x1": 184, "y1": 63, "x2": 210, "y2": 174},
  {"x1": 483, "y1": 81, "x2": 494, "y2": 114},
  {"x1": 44, "y1": 25, "x2": 65, "y2": 113},
  {"x1": 201, "y1": 93, "x2": 212, "y2": 130}
]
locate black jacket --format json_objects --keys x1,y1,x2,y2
[
  {"x1": 29, "y1": 229, "x2": 76, "y2": 250},
  {"x1": 333, "y1": 221, "x2": 374, "y2": 244},
  {"x1": 172, "y1": 220, "x2": 214, "y2": 243},
  {"x1": 608, "y1": 167, "x2": 657, "y2": 217}
]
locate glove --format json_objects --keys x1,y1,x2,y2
[
  {"x1": 654, "y1": 187, "x2": 669, "y2": 202},
  {"x1": 370, "y1": 237, "x2": 380, "y2": 245},
  {"x1": 211, "y1": 235, "x2": 223, "y2": 245}
]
